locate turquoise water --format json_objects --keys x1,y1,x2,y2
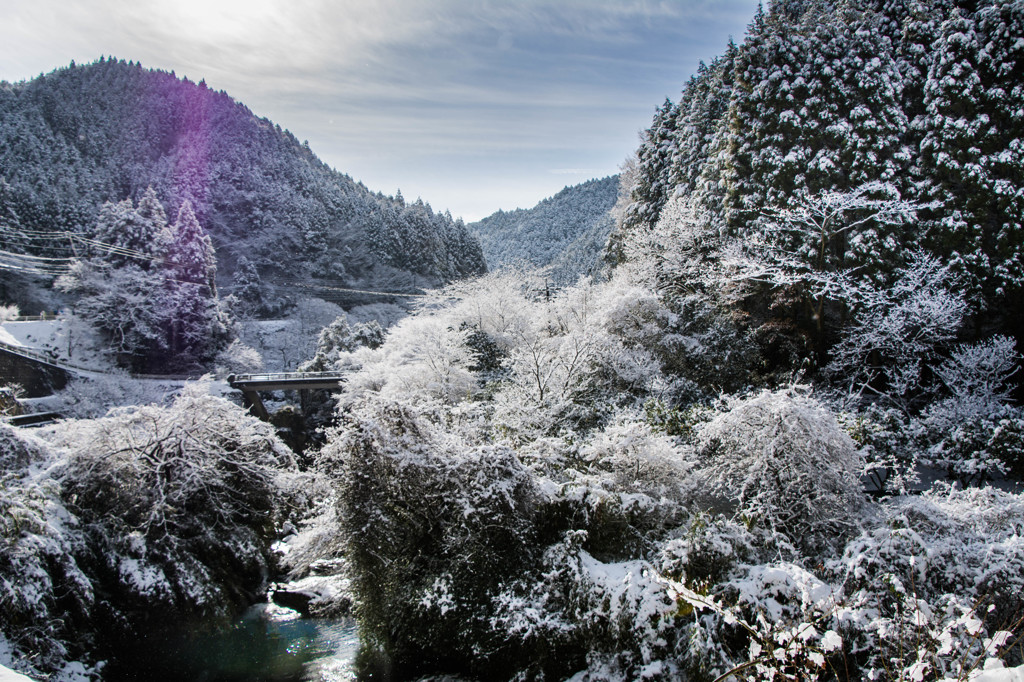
[{"x1": 105, "y1": 604, "x2": 358, "y2": 681}]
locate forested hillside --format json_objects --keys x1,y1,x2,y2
[
  {"x1": 614, "y1": 0, "x2": 1024, "y2": 362},
  {"x1": 470, "y1": 175, "x2": 618, "y2": 283},
  {"x1": 0, "y1": 58, "x2": 485, "y2": 303}
]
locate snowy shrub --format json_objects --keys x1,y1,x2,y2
[
  {"x1": 539, "y1": 481, "x2": 687, "y2": 565},
  {"x1": 212, "y1": 338, "x2": 264, "y2": 377},
  {"x1": 299, "y1": 314, "x2": 383, "y2": 372},
  {"x1": 643, "y1": 398, "x2": 717, "y2": 441},
  {"x1": 41, "y1": 384, "x2": 298, "y2": 643},
  {"x1": 0, "y1": 303, "x2": 18, "y2": 321},
  {"x1": 838, "y1": 405, "x2": 919, "y2": 495},
  {"x1": 510, "y1": 428, "x2": 690, "y2": 564},
  {"x1": 924, "y1": 407, "x2": 1024, "y2": 486},
  {"x1": 670, "y1": 562, "x2": 846, "y2": 682},
  {"x1": 491, "y1": 531, "x2": 683, "y2": 681},
  {"x1": 932, "y1": 335, "x2": 1021, "y2": 417},
  {"x1": 0, "y1": 384, "x2": 23, "y2": 416},
  {"x1": 0, "y1": 426, "x2": 93, "y2": 678},
  {"x1": 917, "y1": 336, "x2": 1024, "y2": 485},
  {"x1": 827, "y1": 252, "x2": 968, "y2": 409},
  {"x1": 839, "y1": 486, "x2": 1024, "y2": 604},
  {"x1": 344, "y1": 316, "x2": 477, "y2": 405},
  {"x1": 577, "y1": 417, "x2": 693, "y2": 498},
  {"x1": 831, "y1": 485, "x2": 1024, "y2": 675},
  {"x1": 696, "y1": 388, "x2": 866, "y2": 554},
  {"x1": 659, "y1": 512, "x2": 754, "y2": 589},
  {"x1": 325, "y1": 401, "x2": 539, "y2": 679}
]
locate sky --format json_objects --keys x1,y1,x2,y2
[{"x1": 1, "y1": 0, "x2": 760, "y2": 221}]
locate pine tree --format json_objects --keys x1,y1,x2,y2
[
  {"x1": 231, "y1": 255, "x2": 265, "y2": 316},
  {"x1": 167, "y1": 200, "x2": 216, "y2": 292},
  {"x1": 919, "y1": 4, "x2": 1024, "y2": 313},
  {"x1": 621, "y1": 98, "x2": 681, "y2": 235},
  {"x1": 162, "y1": 200, "x2": 220, "y2": 368}
]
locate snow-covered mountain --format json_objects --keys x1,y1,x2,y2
[
  {"x1": 0, "y1": 58, "x2": 486, "y2": 308},
  {"x1": 470, "y1": 175, "x2": 618, "y2": 283}
]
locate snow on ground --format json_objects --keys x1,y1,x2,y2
[
  {"x1": 0, "y1": 321, "x2": 63, "y2": 353},
  {"x1": 0, "y1": 664, "x2": 34, "y2": 682},
  {"x1": 0, "y1": 320, "x2": 115, "y2": 373},
  {"x1": 970, "y1": 660, "x2": 1024, "y2": 682},
  {"x1": 0, "y1": 638, "x2": 36, "y2": 682},
  {"x1": 0, "y1": 326, "x2": 22, "y2": 348}
]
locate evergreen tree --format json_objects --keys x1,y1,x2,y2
[
  {"x1": 621, "y1": 99, "x2": 680, "y2": 235},
  {"x1": 920, "y1": 5, "x2": 1024, "y2": 313},
  {"x1": 231, "y1": 255, "x2": 265, "y2": 316},
  {"x1": 163, "y1": 200, "x2": 220, "y2": 368},
  {"x1": 167, "y1": 199, "x2": 216, "y2": 292}
]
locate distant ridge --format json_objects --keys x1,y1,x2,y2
[
  {"x1": 470, "y1": 175, "x2": 619, "y2": 283},
  {"x1": 0, "y1": 58, "x2": 486, "y2": 300}
]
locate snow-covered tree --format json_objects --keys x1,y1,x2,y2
[
  {"x1": 90, "y1": 186, "x2": 171, "y2": 268},
  {"x1": 57, "y1": 260, "x2": 168, "y2": 370},
  {"x1": 827, "y1": 251, "x2": 967, "y2": 409},
  {"x1": 59, "y1": 193, "x2": 231, "y2": 372},
  {"x1": 300, "y1": 314, "x2": 383, "y2": 372},
  {"x1": 722, "y1": 183, "x2": 921, "y2": 362},
  {"x1": 920, "y1": 5, "x2": 1024, "y2": 310},
  {"x1": 697, "y1": 388, "x2": 865, "y2": 555},
  {"x1": 0, "y1": 386, "x2": 303, "y2": 679}
]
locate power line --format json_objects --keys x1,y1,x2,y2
[
  {"x1": 267, "y1": 278, "x2": 427, "y2": 299},
  {"x1": 1, "y1": 225, "x2": 434, "y2": 299},
  {"x1": 0, "y1": 247, "x2": 76, "y2": 263}
]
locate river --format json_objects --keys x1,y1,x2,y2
[{"x1": 103, "y1": 603, "x2": 358, "y2": 681}]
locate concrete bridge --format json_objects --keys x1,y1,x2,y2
[
  {"x1": 0, "y1": 337, "x2": 348, "y2": 423},
  {"x1": 227, "y1": 371, "x2": 348, "y2": 420}
]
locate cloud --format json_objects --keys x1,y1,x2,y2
[{"x1": 1, "y1": 0, "x2": 761, "y2": 219}]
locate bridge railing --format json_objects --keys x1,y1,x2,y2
[
  {"x1": 10, "y1": 314, "x2": 59, "y2": 322},
  {"x1": 0, "y1": 339, "x2": 118, "y2": 375},
  {"x1": 228, "y1": 371, "x2": 350, "y2": 384},
  {"x1": 0, "y1": 339, "x2": 68, "y2": 369}
]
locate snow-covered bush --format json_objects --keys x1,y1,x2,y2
[
  {"x1": 578, "y1": 417, "x2": 693, "y2": 499},
  {"x1": 827, "y1": 252, "x2": 968, "y2": 409},
  {"x1": 670, "y1": 562, "x2": 846, "y2": 682},
  {"x1": 919, "y1": 336, "x2": 1024, "y2": 485},
  {"x1": 659, "y1": 512, "x2": 754, "y2": 589},
  {"x1": 324, "y1": 401, "x2": 539, "y2": 679},
  {"x1": 299, "y1": 314, "x2": 383, "y2": 372},
  {"x1": 696, "y1": 388, "x2": 866, "y2": 554},
  {"x1": 932, "y1": 336, "x2": 1021, "y2": 417},
  {"x1": 0, "y1": 384, "x2": 23, "y2": 415},
  {"x1": 0, "y1": 426, "x2": 92, "y2": 678},
  {"x1": 38, "y1": 385, "x2": 299, "y2": 648},
  {"x1": 833, "y1": 485, "x2": 1024, "y2": 676},
  {"x1": 491, "y1": 531, "x2": 683, "y2": 681},
  {"x1": 838, "y1": 404, "x2": 919, "y2": 495},
  {"x1": 212, "y1": 338, "x2": 264, "y2": 377},
  {"x1": 925, "y1": 407, "x2": 1024, "y2": 486},
  {"x1": 344, "y1": 315, "x2": 477, "y2": 405}
]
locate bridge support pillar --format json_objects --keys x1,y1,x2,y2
[{"x1": 240, "y1": 389, "x2": 270, "y2": 421}]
